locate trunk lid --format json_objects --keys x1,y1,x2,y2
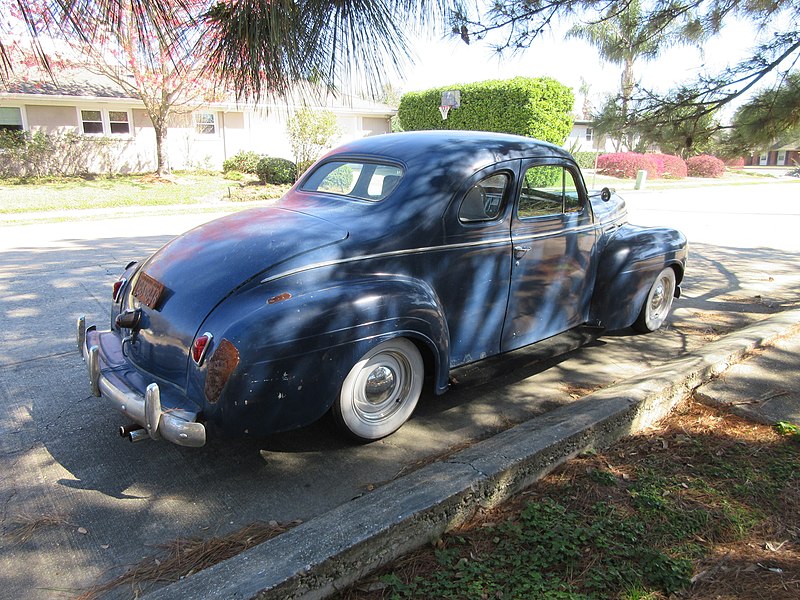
[{"x1": 123, "y1": 207, "x2": 348, "y2": 385}]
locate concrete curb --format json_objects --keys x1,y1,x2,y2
[{"x1": 144, "y1": 308, "x2": 800, "y2": 600}]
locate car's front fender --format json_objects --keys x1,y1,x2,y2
[{"x1": 590, "y1": 224, "x2": 687, "y2": 331}]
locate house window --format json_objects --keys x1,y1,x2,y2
[
  {"x1": 0, "y1": 107, "x2": 23, "y2": 131},
  {"x1": 109, "y1": 111, "x2": 130, "y2": 135},
  {"x1": 194, "y1": 112, "x2": 216, "y2": 135},
  {"x1": 81, "y1": 110, "x2": 104, "y2": 134},
  {"x1": 758, "y1": 153, "x2": 768, "y2": 166},
  {"x1": 80, "y1": 109, "x2": 131, "y2": 136},
  {"x1": 777, "y1": 150, "x2": 787, "y2": 165},
  {"x1": 585, "y1": 127, "x2": 593, "y2": 142}
]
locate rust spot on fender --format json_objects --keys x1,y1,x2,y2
[
  {"x1": 268, "y1": 292, "x2": 292, "y2": 305},
  {"x1": 205, "y1": 339, "x2": 239, "y2": 404}
]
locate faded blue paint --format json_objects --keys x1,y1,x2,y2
[{"x1": 88, "y1": 131, "x2": 687, "y2": 440}]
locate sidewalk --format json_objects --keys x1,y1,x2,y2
[
  {"x1": 142, "y1": 308, "x2": 800, "y2": 600},
  {"x1": 696, "y1": 332, "x2": 800, "y2": 425}
]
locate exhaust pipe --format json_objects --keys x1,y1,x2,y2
[
  {"x1": 128, "y1": 429, "x2": 149, "y2": 443},
  {"x1": 119, "y1": 424, "x2": 148, "y2": 443}
]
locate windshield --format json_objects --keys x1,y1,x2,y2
[{"x1": 300, "y1": 161, "x2": 403, "y2": 201}]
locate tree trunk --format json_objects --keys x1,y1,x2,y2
[
  {"x1": 620, "y1": 58, "x2": 636, "y2": 150},
  {"x1": 153, "y1": 120, "x2": 169, "y2": 176}
]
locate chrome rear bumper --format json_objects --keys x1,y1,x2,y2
[{"x1": 77, "y1": 316, "x2": 206, "y2": 447}]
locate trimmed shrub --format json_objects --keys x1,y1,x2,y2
[
  {"x1": 222, "y1": 151, "x2": 261, "y2": 174},
  {"x1": 398, "y1": 76, "x2": 574, "y2": 145},
  {"x1": 573, "y1": 151, "x2": 601, "y2": 170},
  {"x1": 256, "y1": 156, "x2": 297, "y2": 184},
  {"x1": 686, "y1": 154, "x2": 726, "y2": 178},
  {"x1": 723, "y1": 156, "x2": 745, "y2": 168},
  {"x1": 223, "y1": 170, "x2": 246, "y2": 181},
  {"x1": 0, "y1": 130, "x2": 129, "y2": 177},
  {"x1": 597, "y1": 153, "x2": 658, "y2": 179},
  {"x1": 649, "y1": 153, "x2": 687, "y2": 179}
]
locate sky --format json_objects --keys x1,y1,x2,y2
[{"x1": 388, "y1": 16, "x2": 764, "y2": 120}]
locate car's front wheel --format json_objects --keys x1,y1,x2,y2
[
  {"x1": 334, "y1": 338, "x2": 424, "y2": 441},
  {"x1": 633, "y1": 267, "x2": 676, "y2": 333}
]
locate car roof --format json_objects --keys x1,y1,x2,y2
[{"x1": 320, "y1": 130, "x2": 573, "y2": 168}]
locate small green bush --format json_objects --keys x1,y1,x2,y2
[
  {"x1": 573, "y1": 151, "x2": 601, "y2": 170},
  {"x1": 256, "y1": 157, "x2": 297, "y2": 185},
  {"x1": 319, "y1": 164, "x2": 355, "y2": 193},
  {"x1": 223, "y1": 170, "x2": 246, "y2": 181},
  {"x1": 222, "y1": 151, "x2": 261, "y2": 174}
]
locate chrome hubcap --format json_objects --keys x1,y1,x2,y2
[
  {"x1": 364, "y1": 366, "x2": 396, "y2": 405},
  {"x1": 650, "y1": 281, "x2": 666, "y2": 313},
  {"x1": 353, "y1": 352, "x2": 411, "y2": 424}
]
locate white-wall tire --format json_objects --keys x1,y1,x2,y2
[
  {"x1": 633, "y1": 267, "x2": 676, "y2": 333},
  {"x1": 334, "y1": 338, "x2": 424, "y2": 441}
]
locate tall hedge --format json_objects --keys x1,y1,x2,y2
[{"x1": 398, "y1": 77, "x2": 574, "y2": 146}]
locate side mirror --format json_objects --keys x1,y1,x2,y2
[{"x1": 600, "y1": 187, "x2": 612, "y2": 202}]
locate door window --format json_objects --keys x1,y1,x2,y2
[
  {"x1": 459, "y1": 173, "x2": 509, "y2": 222},
  {"x1": 518, "y1": 165, "x2": 583, "y2": 219}
]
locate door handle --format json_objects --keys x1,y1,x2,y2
[{"x1": 514, "y1": 245, "x2": 531, "y2": 260}]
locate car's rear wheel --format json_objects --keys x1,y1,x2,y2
[
  {"x1": 633, "y1": 267, "x2": 676, "y2": 333},
  {"x1": 334, "y1": 338, "x2": 424, "y2": 441}
]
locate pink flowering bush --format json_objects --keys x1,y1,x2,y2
[
  {"x1": 686, "y1": 154, "x2": 726, "y2": 178},
  {"x1": 597, "y1": 153, "x2": 658, "y2": 179},
  {"x1": 723, "y1": 156, "x2": 745, "y2": 168},
  {"x1": 649, "y1": 153, "x2": 687, "y2": 179}
]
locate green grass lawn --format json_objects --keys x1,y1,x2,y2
[
  {"x1": 1, "y1": 169, "x2": 795, "y2": 216},
  {"x1": 0, "y1": 173, "x2": 237, "y2": 214}
]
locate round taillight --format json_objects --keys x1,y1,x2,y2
[{"x1": 192, "y1": 333, "x2": 213, "y2": 365}]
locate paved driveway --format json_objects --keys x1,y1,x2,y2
[{"x1": 1, "y1": 181, "x2": 798, "y2": 599}]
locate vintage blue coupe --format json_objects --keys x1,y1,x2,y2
[{"x1": 77, "y1": 131, "x2": 687, "y2": 447}]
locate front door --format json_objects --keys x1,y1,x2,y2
[{"x1": 501, "y1": 161, "x2": 597, "y2": 351}]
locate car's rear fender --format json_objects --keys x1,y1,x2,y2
[
  {"x1": 590, "y1": 224, "x2": 687, "y2": 331},
  {"x1": 188, "y1": 274, "x2": 451, "y2": 436}
]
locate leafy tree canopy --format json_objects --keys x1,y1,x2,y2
[
  {"x1": 2, "y1": 0, "x2": 456, "y2": 102},
  {"x1": 455, "y1": 0, "x2": 800, "y2": 145}
]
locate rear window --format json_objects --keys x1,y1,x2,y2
[{"x1": 300, "y1": 161, "x2": 403, "y2": 201}]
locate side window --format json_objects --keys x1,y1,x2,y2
[
  {"x1": 459, "y1": 173, "x2": 509, "y2": 222},
  {"x1": 302, "y1": 161, "x2": 403, "y2": 201},
  {"x1": 318, "y1": 163, "x2": 363, "y2": 195},
  {"x1": 518, "y1": 165, "x2": 583, "y2": 219}
]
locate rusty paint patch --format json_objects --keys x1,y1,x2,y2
[
  {"x1": 204, "y1": 339, "x2": 239, "y2": 404},
  {"x1": 267, "y1": 292, "x2": 292, "y2": 305}
]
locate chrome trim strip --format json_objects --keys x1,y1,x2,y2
[
  {"x1": 260, "y1": 236, "x2": 510, "y2": 284},
  {"x1": 260, "y1": 222, "x2": 609, "y2": 285},
  {"x1": 511, "y1": 222, "x2": 598, "y2": 243}
]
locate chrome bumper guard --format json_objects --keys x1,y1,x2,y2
[{"x1": 77, "y1": 316, "x2": 206, "y2": 447}]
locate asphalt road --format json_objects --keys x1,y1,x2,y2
[{"x1": 1, "y1": 180, "x2": 799, "y2": 599}]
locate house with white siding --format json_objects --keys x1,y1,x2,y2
[{"x1": 0, "y1": 72, "x2": 395, "y2": 174}]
